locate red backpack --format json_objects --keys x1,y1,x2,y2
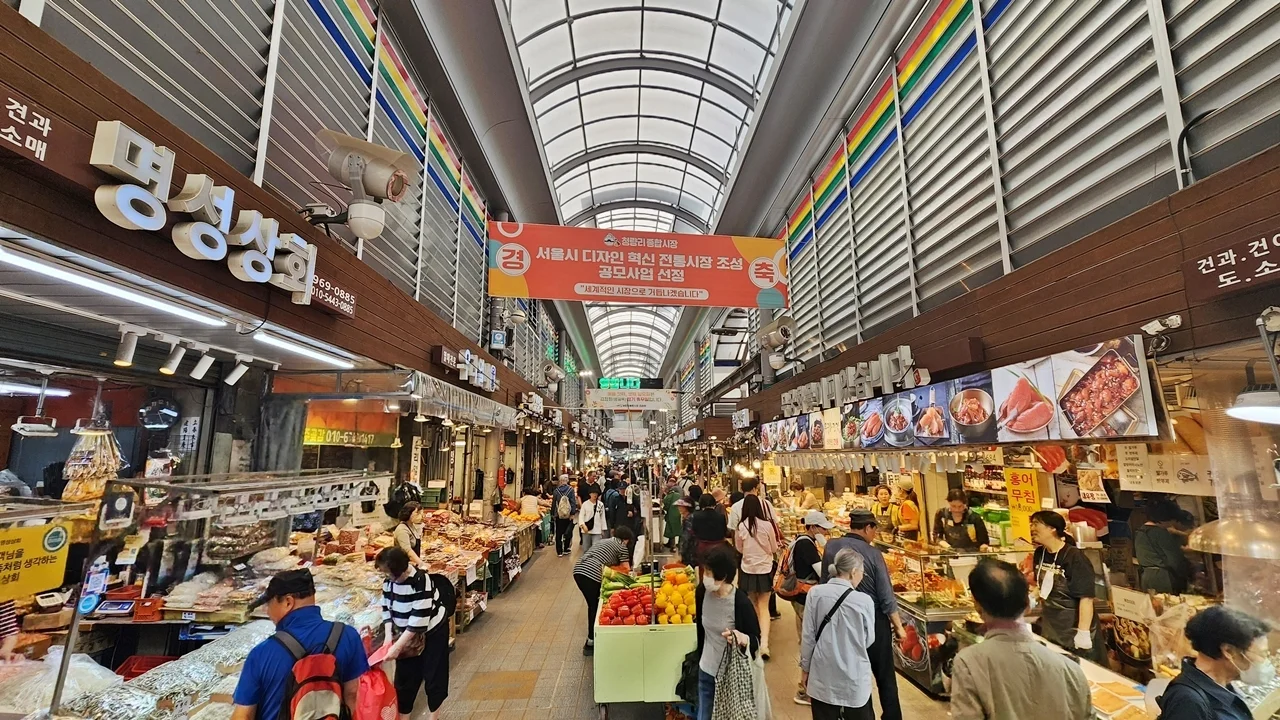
[{"x1": 274, "y1": 623, "x2": 350, "y2": 720}]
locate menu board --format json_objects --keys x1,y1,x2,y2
[
  {"x1": 821, "y1": 407, "x2": 842, "y2": 450},
  {"x1": 1117, "y1": 443, "x2": 1150, "y2": 490},
  {"x1": 760, "y1": 334, "x2": 1160, "y2": 453}
]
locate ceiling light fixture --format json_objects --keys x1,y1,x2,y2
[
  {"x1": 159, "y1": 343, "x2": 187, "y2": 375},
  {"x1": 414, "y1": 410, "x2": 428, "y2": 422},
  {"x1": 0, "y1": 244, "x2": 225, "y2": 326},
  {"x1": 1226, "y1": 309, "x2": 1280, "y2": 426},
  {"x1": 253, "y1": 331, "x2": 356, "y2": 369},
  {"x1": 189, "y1": 345, "x2": 216, "y2": 380},
  {"x1": 114, "y1": 330, "x2": 139, "y2": 367},
  {"x1": 223, "y1": 356, "x2": 251, "y2": 386},
  {"x1": 0, "y1": 381, "x2": 71, "y2": 398}
]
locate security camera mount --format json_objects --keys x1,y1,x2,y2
[{"x1": 301, "y1": 153, "x2": 380, "y2": 232}]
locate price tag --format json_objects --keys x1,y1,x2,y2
[
  {"x1": 232, "y1": 563, "x2": 247, "y2": 572},
  {"x1": 182, "y1": 611, "x2": 197, "y2": 621},
  {"x1": 1003, "y1": 468, "x2": 1040, "y2": 513},
  {"x1": 466, "y1": 564, "x2": 477, "y2": 584}
]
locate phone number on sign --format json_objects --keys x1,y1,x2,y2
[{"x1": 313, "y1": 276, "x2": 356, "y2": 315}]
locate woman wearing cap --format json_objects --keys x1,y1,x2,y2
[
  {"x1": 932, "y1": 489, "x2": 990, "y2": 551},
  {"x1": 789, "y1": 509, "x2": 834, "y2": 706},
  {"x1": 892, "y1": 477, "x2": 920, "y2": 542},
  {"x1": 1030, "y1": 510, "x2": 1103, "y2": 662}
]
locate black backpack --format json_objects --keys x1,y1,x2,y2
[
  {"x1": 384, "y1": 482, "x2": 421, "y2": 519},
  {"x1": 429, "y1": 572, "x2": 458, "y2": 617}
]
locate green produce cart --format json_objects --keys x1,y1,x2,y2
[{"x1": 592, "y1": 616, "x2": 696, "y2": 712}]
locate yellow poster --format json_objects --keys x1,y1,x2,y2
[
  {"x1": 0, "y1": 522, "x2": 70, "y2": 600},
  {"x1": 1009, "y1": 510, "x2": 1033, "y2": 543},
  {"x1": 1003, "y1": 467, "x2": 1040, "y2": 513},
  {"x1": 762, "y1": 461, "x2": 782, "y2": 486}
]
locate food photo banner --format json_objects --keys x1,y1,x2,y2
[
  {"x1": 760, "y1": 335, "x2": 1159, "y2": 453},
  {"x1": 487, "y1": 221, "x2": 789, "y2": 308}
]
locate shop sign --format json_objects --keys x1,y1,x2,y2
[
  {"x1": 598, "y1": 376, "x2": 663, "y2": 390},
  {"x1": 1144, "y1": 454, "x2": 1214, "y2": 496},
  {"x1": 303, "y1": 407, "x2": 398, "y2": 447},
  {"x1": 1, "y1": 92, "x2": 55, "y2": 166},
  {"x1": 1111, "y1": 586, "x2": 1156, "y2": 623},
  {"x1": 434, "y1": 346, "x2": 458, "y2": 370},
  {"x1": 731, "y1": 408, "x2": 753, "y2": 429},
  {"x1": 488, "y1": 221, "x2": 789, "y2": 308},
  {"x1": 458, "y1": 349, "x2": 498, "y2": 393},
  {"x1": 410, "y1": 436, "x2": 423, "y2": 485},
  {"x1": 311, "y1": 273, "x2": 356, "y2": 317},
  {"x1": 1003, "y1": 467, "x2": 1040, "y2": 513},
  {"x1": 0, "y1": 522, "x2": 70, "y2": 600},
  {"x1": 781, "y1": 346, "x2": 925, "y2": 416},
  {"x1": 585, "y1": 388, "x2": 677, "y2": 411},
  {"x1": 521, "y1": 391, "x2": 544, "y2": 414},
  {"x1": 1181, "y1": 230, "x2": 1280, "y2": 303},
  {"x1": 89, "y1": 121, "x2": 318, "y2": 305}
]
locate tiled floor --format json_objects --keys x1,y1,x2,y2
[{"x1": 421, "y1": 542, "x2": 948, "y2": 719}]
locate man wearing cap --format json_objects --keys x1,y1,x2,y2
[
  {"x1": 821, "y1": 509, "x2": 906, "y2": 720},
  {"x1": 788, "y1": 509, "x2": 834, "y2": 706},
  {"x1": 232, "y1": 569, "x2": 368, "y2": 720}
]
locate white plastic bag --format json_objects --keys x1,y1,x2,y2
[{"x1": 0, "y1": 648, "x2": 121, "y2": 715}]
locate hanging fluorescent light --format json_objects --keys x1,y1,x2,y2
[
  {"x1": 159, "y1": 344, "x2": 187, "y2": 375},
  {"x1": 114, "y1": 330, "x2": 139, "y2": 367},
  {"x1": 252, "y1": 331, "x2": 355, "y2": 369},
  {"x1": 224, "y1": 356, "x2": 251, "y2": 386},
  {"x1": 0, "y1": 382, "x2": 70, "y2": 397},
  {"x1": 0, "y1": 244, "x2": 224, "y2": 326}
]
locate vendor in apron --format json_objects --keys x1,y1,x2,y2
[
  {"x1": 871, "y1": 485, "x2": 897, "y2": 542},
  {"x1": 932, "y1": 489, "x2": 990, "y2": 551},
  {"x1": 393, "y1": 501, "x2": 425, "y2": 568},
  {"x1": 893, "y1": 477, "x2": 921, "y2": 542},
  {"x1": 1030, "y1": 510, "x2": 1103, "y2": 663}
]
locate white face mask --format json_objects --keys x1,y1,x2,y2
[
  {"x1": 1233, "y1": 651, "x2": 1277, "y2": 686},
  {"x1": 702, "y1": 576, "x2": 722, "y2": 593},
  {"x1": 815, "y1": 534, "x2": 828, "y2": 549}
]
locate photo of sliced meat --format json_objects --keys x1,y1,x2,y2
[{"x1": 993, "y1": 360, "x2": 1058, "y2": 441}]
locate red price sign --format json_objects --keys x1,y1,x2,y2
[{"x1": 1003, "y1": 467, "x2": 1040, "y2": 513}]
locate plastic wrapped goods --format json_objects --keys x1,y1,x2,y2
[{"x1": 0, "y1": 650, "x2": 121, "y2": 715}]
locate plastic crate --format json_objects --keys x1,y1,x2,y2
[{"x1": 117, "y1": 655, "x2": 178, "y2": 680}]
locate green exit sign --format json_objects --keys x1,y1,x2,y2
[{"x1": 598, "y1": 377, "x2": 663, "y2": 390}]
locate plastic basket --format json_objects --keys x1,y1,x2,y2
[{"x1": 117, "y1": 655, "x2": 178, "y2": 680}]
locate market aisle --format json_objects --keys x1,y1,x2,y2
[{"x1": 432, "y1": 542, "x2": 947, "y2": 720}]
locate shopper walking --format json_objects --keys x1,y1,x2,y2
[
  {"x1": 1157, "y1": 605, "x2": 1271, "y2": 720},
  {"x1": 375, "y1": 547, "x2": 452, "y2": 720},
  {"x1": 690, "y1": 494, "x2": 728, "y2": 572},
  {"x1": 949, "y1": 559, "x2": 1090, "y2": 720},
  {"x1": 232, "y1": 570, "x2": 367, "y2": 720},
  {"x1": 785, "y1": 510, "x2": 833, "y2": 705},
  {"x1": 392, "y1": 501, "x2": 426, "y2": 568},
  {"x1": 735, "y1": 495, "x2": 780, "y2": 659},
  {"x1": 553, "y1": 474, "x2": 580, "y2": 557},
  {"x1": 573, "y1": 526, "x2": 635, "y2": 656},
  {"x1": 801, "y1": 549, "x2": 877, "y2": 720},
  {"x1": 663, "y1": 481, "x2": 683, "y2": 552},
  {"x1": 695, "y1": 544, "x2": 762, "y2": 720},
  {"x1": 820, "y1": 509, "x2": 905, "y2": 720},
  {"x1": 579, "y1": 485, "x2": 605, "y2": 554}
]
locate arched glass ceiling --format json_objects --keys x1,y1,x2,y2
[
  {"x1": 504, "y1": 0, "x2": 794, "y2": 380},
  {"x1": 506, "y1": 0, "x2": 794, "y2": 229}
]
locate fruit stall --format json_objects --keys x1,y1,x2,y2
[{"x1": 593, "y1": 565, "x2": 697, "y2": 707}]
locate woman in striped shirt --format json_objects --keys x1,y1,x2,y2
[
  {"x1": 376, "y1": 547, "x2": 449, "y2": 720},
  {"x1": 573, "y1": 525, "x2": 635, "y2": 656}
]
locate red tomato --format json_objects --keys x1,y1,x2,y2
[{"x1": 623, "y1": 616, "x2": 636, "y2": 625}]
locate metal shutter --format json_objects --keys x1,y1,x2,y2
[
  {"x1": 901, "y1": 0, "x2": 1002, "y2": 312},
  {"x1": 785, "y1": 191, "x2": 823, "y2": 362},
  {"x1": 455, "y1": 171, "x2": 486, "y2": 343},
  {"x1": 811, "y1": 140, "x2": 860, "y2": 351},
  {"x1": 849, "y1": 73, "x2": 912, "y2": 338},
  {"x1": 44, "y1": 0, "x2": 270, "y2": 176},
  {"x1": 1167, "y1": 0, "x2": 1280, "y2": 178},
  {"x1": 988, "y1": 0, "x2": 1175, "y2": 267},
  {"x1": 265, "y1": 0, "x2": 370, "y2": 251},
  {"x1": 421, "y1": 113, "x2": 461, "y2": 322}
]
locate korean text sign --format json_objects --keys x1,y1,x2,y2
[
  {"x1": 487, "y1": 221, "x2": 789, "y2": 308},
  {"x1": 1003, "y1": 467, "x2": 1040, "y2": 513},
  {"x1": 1181, "y1": 229, "x2": 1280, "y2": 302},
  {"x1": 0, "y1": 522, "x2": 70, "y2": 600}
]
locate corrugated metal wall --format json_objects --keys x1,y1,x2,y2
[{"x1": 774, "y1": 0, "x2": 1280, "y2": 364}]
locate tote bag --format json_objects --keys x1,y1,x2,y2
[{"x1": 712, "y1": 644, "x2": 757, "y2": 720}]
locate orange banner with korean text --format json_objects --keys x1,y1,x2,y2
[{"x1": 487, "y1": 221, "x2": 789, "y2": 308}]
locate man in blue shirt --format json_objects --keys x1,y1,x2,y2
[
  {"x1": 821, "y1": 509, "x2": 906, "y2": 720},
  {"x1": 232, "y1": 569, "x2": 369, "y2": 720}
]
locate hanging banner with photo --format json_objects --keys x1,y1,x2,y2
[{"x1": 487, "y1": 221, "x2": 789, "y2": 308}]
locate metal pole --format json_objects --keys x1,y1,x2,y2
[
  {"x1": 1146, "y1": 0, "x2": 1188, "y2": 190},
  {"x1": 888, "y1": 57, "x2": 920, "y2": 316},
  {"x1": 969, "y1": 0, "x2": 1013, "y2": 274},
  {"x1": 252, "y1": 0, "x2": 288, "y2": 187}
]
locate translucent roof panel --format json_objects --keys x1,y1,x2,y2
[{"x1": 504, "y1": 0, "x2": 795, "y2": 381}]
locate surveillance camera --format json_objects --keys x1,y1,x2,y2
[
  {"x1": 510, "y1": 309, "x2": 528, "y2": 325},
  {"x1": 547, "y1": 382, "x2": 558, "y2": 394},
  {"x1": 347, "y1": 200, "x2": 386, "y2": 241},
  {"x1": 317, "y1": 130, "x2": 415, "y2": 202},
  {"x1": 769, "y1": 352, "x2": 786, "y2": 370},
  {"x1": 1141, "y1": 314, "x2": 1183, "y2": 336}
]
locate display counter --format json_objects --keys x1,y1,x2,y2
[{"x1": 592, "y1": 619, "x2": 696, "y2": 704}]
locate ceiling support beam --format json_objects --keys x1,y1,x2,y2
[
  {"x1": 553, "y1": 143, "x2": 727, "y2": 183},
  {"x1": 566, "y1": 200, "x2": 709, "y2": 232},
  {"x1": 530, "y1": 57, "x2": 756, "y2": 108}
]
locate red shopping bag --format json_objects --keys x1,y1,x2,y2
[{"x1": 356, "y1": 667, "x2": 398, "y2": 720}]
